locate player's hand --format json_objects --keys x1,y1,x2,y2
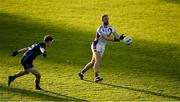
[
  {"x1": 119, "y1": 34, "x2": 126, "y2": 40},
  {"x1": 11, "y1": 51, "x2": 18, "y2": 56},
  {"x1": 114, "y1": 37, "x2": 120, "y2": 42},
  {"x1": 43, "y1": 53, "x2": 47, "y2": 58}
]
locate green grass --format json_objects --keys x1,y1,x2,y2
[{"x1": 0, "y1": 0, "x2": 180, "y2": 101}]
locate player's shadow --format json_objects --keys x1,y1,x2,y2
[
  {"x1": 84, "y1": 79, "x2": 180, "y2": 101},
  {"x1": 0, "y1": 84, "x2": 86, "y2": 101},
  {"x1": 162, "y1": 0, "x2": 180, "y2": 4},
  {"x1": 42, "y1": 90, "x2": 87, "y2": 101}
]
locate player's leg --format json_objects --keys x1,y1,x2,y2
[
  {"x1": 9, "y1": 69, "x2": 30, "y2": 78},
  {"x1": 13, "y1": 70, "x2": 30, "y2": 77},
  {"x1": 78, "y1": 42, "x2": 96, "y2": 80},
  {"x1": 29, "y1": 67, "x2": 42, "y2": 90},
  {"x1": 81, "y1": 56, "x2": 95, "y2": 74},
  {"x1": 8, "y1": 70, "x2": 30, "y2": 86},
  {"x1": 8, "y1": 61, "x2": 32, "y2": 86},
  {"x1": 78, "y1": 56, "x2": 95, "y2": 80},
  {"x1": 94, "y1": 51, "x2": 103, "y2": 82}
]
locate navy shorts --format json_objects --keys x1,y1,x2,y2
[{"x1": 21, "y1": 56, "x2": 34, "y2": 70}]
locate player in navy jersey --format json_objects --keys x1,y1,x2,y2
[
  {"x1": 8, "y1": 35, "x2": 53, "y2": 90},
  {"x1": 78, "y1": 15, "x2": 125, "y2": 82}
]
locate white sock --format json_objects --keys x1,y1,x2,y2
[
  {"x1": 95, "y1": 76, "x2": 99, "y2": 79},
  {"x1": 80, "y1": 72, "x2": 83, "y2": 75}
]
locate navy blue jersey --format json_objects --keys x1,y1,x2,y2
[{"x1": 23, "y1": 42, "x2": 46, "y2": 61}]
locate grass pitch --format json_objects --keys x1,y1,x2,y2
[{"x1": 0, "y1": 0, "x2": 180, "y2": 101}]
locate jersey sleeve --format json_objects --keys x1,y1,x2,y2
[
  {"x1": 40, "y1": 47, "x2": 45, "y2": 53},
  {"x1": 39, "y1": 42, "x2": 46, "y2": 53},
  {"x1": 97, "y1": 26, "x2": 103, "y2": 35},
  {"x1": 110, "y1": 26, "x2": 116, "y2": 33},
  {"x1": 28, "y1": 44, "x2": 37, "y2": 50},
  {"x1": 40, "y1": 42, "x2": 46, "y2": 48}
]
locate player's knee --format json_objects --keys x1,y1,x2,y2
[
  {"x1": 91, "y1": 58, "x2": 96, "y2": 63},
  {"x1": 90, "y1": 60, "x2": 95, "y2": 64},
  {"x1": 36, "y1": 74, "x2": 41, "y2": 79},
  {"x1": 24, "y1": 70, "x2": 30, "y2": 74},
  {"x1": 94, "y1": 58, "x2": 101, "y2": 63},
  {"x1": 95, "y1": 59, "x2": 100, "y2": 63}
]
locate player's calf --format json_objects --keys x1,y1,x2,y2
[
  {"x1": 31, "y1": 69, "x2": 42, "y2": 90},
  {"x1": 8, "y1": 70, "x2": 30, "y2": 86}
]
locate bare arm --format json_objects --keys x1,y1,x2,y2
[
  {"x1": 112, "y1": 32, "x2": 120, "y2": 39},
  {"x1": 11, "y1": 47, "x2": 29, "y2": 56},
  {"x1": 17, "y1": 47, "x2": 29, "y2": 53},
  {"x1": 113, "y1": 32, "x2": 126, "y2": 42}
]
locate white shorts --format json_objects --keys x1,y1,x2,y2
[{"x1": 91, "y1": 40, "x2": 105, "y2": 56}]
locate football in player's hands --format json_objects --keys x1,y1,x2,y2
[
  {"x1": 123, "y1": 36, "x2": 133, "y2": 45},
  {"x1": 11, "y1": 51, "x2": 18, "y2": 56}
]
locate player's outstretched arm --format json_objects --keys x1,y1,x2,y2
[
  {"x1": 18, "y1": 47, "x2": 29, "y2": 53},
  {"x1": 112, "y1": 32, "x2": 120, "y2": 42},
  {"x1": 11, "y1": 47, "x2": 29, "y2": 56},
  {"x1": 113, "y1": 32, "x2": 126, "y2": 42},
  {"x1": 112, "y1": 32, "x2": 120, "y2": 39}
]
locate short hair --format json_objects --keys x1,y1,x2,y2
[
  {"x1": 101, "y1": 14, "x2": 108, "y2": 20},
  {"x1": 44, "y1": 35, "x2": 53, "y2": 42}
]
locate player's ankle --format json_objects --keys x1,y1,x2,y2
[
  {"x1": 95, "y1": 76, "x2": 99, "y2": 79},
  {"x1": 13, "y1": 75, "x2": 17, "y2": 79},
  {"x1": 80, "y1": 72, "x2": 83, "y2": 75},
  {"x1": 36, "y1": 85, "x2": 40, "y2": 87},
  {"x1": 94, "y1": 72, "x2": 99, "y2": 77}
]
